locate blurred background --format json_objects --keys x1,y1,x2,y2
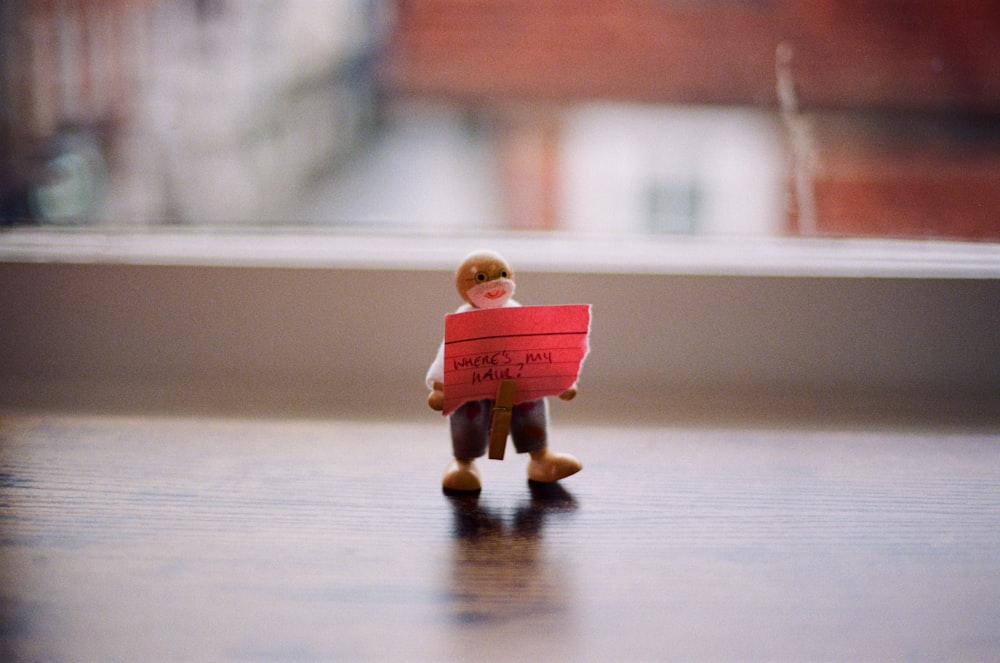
[{"x1": 1, "y1": 0, "x2": 999, "y2": 240}]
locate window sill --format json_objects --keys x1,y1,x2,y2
[
  {"x1": 1, "y1": 228, "x2": 997, "y2": 424},
  {"x1": 3, "y1": 227, "x2": 1000, "y2": 278}
]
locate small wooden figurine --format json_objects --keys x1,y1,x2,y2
[{"x1": 426, "y1": 250, "x2": 583, "y2": 492}]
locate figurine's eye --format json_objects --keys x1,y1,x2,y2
[
  {"x1": 499, "y1": 269, "x2": 509, "y2": 278},
  {"x1": 474, "y1": 272, "x2": 488, "y2": 282}
]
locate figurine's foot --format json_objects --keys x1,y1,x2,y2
[
  {"x1": 442, "y1": 459, "x2": 482, "y2": 493},
  {"x1": 526, "y1": 448, "x2": 582, "y2": 483}
]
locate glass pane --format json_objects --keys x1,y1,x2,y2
[{"x1": 2, "y1": 1, "x2": 998, "y2": 242}]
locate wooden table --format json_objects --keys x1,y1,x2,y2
[{"x1": 2, "y1": 413, "x2": 998, "y2": 661}]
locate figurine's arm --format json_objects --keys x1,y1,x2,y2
[
  {"x1": 426, "y1": 342, "x2": 446, "y2": 411},
  {"x1": 428, "y1": 381, "x2": 444, "y2": 411}
]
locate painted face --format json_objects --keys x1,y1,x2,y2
[{"x1": 455, "y1": 250, "x2": 516, "y2": 309}]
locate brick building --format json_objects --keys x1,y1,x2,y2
[{"x1": 382, "y1": 0, "x2": 1000, "y2": 240}]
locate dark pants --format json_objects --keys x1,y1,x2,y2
[{"x1": 450, "y1": 398, "x2": 549, "y2": 460}]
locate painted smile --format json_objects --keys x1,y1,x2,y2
[{"x1": 467, "y1": 277, "x2": 514, "y2": 308}]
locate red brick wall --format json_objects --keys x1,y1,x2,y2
[
  {"x1": 383, "y1": 0, "x2": 1000, "y2": 112},
  {"x1": 809, "y1": 116, "x2": 1000, "y2": 240}
]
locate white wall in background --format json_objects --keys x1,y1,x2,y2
[{"x1": 560, "y1": 104, "x2": 786, "y2": 236}]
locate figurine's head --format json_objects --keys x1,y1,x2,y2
[{"x1": 455, "y1": 250, "x2": 516, "y2": 309}]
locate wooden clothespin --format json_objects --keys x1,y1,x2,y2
[{"x1": 488, "y1": 379, "x2": 517, "y2": 460}]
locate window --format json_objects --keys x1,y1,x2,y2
[
  {"x1": 2, "y1": 1, "x2": 998, "y2": 419},
  {"x1": 1, "y1": 1, "x2": 998, "y2": 241}
]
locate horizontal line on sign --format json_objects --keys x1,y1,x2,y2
[
  {"x1": 446, "y1": 356, "x2": 581, "y2": 373},
  {"x1": 446, "y1": 374, "x2": 580, "y2": 393},
  {"x1": 445, "y1": 331, "x2": 586, "y2": 345}
]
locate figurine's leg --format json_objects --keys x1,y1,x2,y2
[
  {"x1": 512, "y1": 399, "x2": 583, "y2": 483},
  {"x1": 450, "y1": 399, "x2": 491, "y2": 459},
  {"x1": 443, "y1": 400, "x2": 491, "y2": 492},
  {"x1": 509, "y1": 399, "x2": 549, "y2": 455}
]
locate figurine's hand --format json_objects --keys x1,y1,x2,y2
[
  {"x1": 428, "y1": 383, "x2": 444, "y2": 411},
  {"x1": 558, "y1": 384, "x2": 578, "y2": 401}
]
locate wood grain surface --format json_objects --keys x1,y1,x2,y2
[{"x1": 1, "y1": 413, "x2": 998, "y2": 661}]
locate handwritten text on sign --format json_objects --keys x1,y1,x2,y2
[{"x1": 442, "y1": 304, "x2": 591, "y2": 416}]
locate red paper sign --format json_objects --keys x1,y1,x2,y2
[{"x1": 442, "y1": 304, "x2": 591, "y2": 416}]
